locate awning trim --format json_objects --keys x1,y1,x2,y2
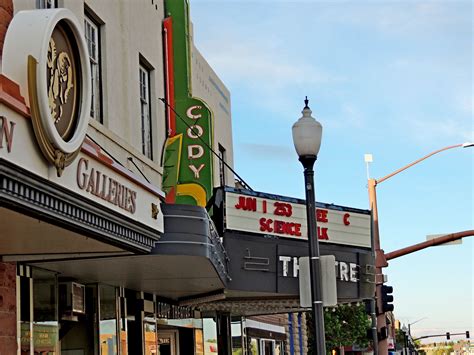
[{"x1": 0, "y1": 160, "x2": 160, "y2": 253}]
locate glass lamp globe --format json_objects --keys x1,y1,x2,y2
[{"x1": 292, "y1": 98, "x2": 323, "y2": 158}]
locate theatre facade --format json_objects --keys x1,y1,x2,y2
[{"x1": 0, "y1": 1, "x2": 374, "y2": 354}]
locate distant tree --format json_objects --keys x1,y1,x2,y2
[
  {"x1": 307, "y1": 304, "x2": 371, "y2": 354},
  {"x1": 395, "y1": 329, "x2": 407, "y2": 350}
]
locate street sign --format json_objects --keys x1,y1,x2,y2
[
  {"x1": 299, "y1": 255, "x2": 337, "y2": 307},
  {"x1": 426, "y1": 234, "x2": 463, "y2": 246}
]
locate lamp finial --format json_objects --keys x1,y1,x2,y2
[{"x1": 304, "y1": 96, "x2": 309, "y2": 109}]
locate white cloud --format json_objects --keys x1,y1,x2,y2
[
  {"x1": 194, "y1": 32, "x2": 345, "y2": 119},
  {"x1": 241, "y1": 143, "x2": 295, "y2": 159},
  {"x1": 455, "y1": 94, "x2": 473, "y2": 116},
  {"x1": 200, "y1": 37, "x2": 342, "y2": 85},
  {"x1": 405, "y1": 117, "x2": 473, "y2": 144},
  {"x1": 191, "y1": 0, "x2": 472, "y2": 135},
  {"x1": 312, "y1": 1, "x2": 470, "y2": 36}
]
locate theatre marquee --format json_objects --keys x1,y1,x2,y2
[{"x1": 224, "y1": 189, "x2": 371, "y2": 248}]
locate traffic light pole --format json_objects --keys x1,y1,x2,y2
[
  {"x1": 414, "y1": 331, "x2": 470, "y2": 341},
  {"x1": 366, "y1": 143, "x2": 472, "y2": 354},
  {"x1": 384, "y1": 230, "x2": 474, "y2": 261},
  {"x1": 368, "y1": 179, "x2": 389, "y2": 353}
]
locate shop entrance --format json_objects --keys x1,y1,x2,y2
[{"x1": 157, "y1": 330, "x2": 178, "y2": 355}]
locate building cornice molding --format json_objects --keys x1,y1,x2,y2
[{"x1": 0, "y1": 159, "x2": 159, "y2": 253}]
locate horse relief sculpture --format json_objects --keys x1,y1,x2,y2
[{"x1": 47, "y1": 38, "x2": 73, "y2": 124}]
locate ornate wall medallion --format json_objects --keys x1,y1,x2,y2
[
  {"x1": 47, "y1": 24, "x2": 79, "y2": 141},
  {"x1": 1, "y1": 9, "x2": 92, "y2": 176}
]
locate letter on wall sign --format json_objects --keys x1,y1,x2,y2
[
  {"x1": 189, "y1": 164, "x2": 205, "y2": 178},
  {"x1": 188, "y1": 145, "x2": 204, "y2": 159},
  {"x1": 0, "y1": 116, "x2": 16, "y2": 153}
]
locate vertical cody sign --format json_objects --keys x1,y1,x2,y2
[{"x1": 162, "y1": 0, "x2": 214, "y2": 207}]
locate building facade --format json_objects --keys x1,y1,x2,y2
[
  {"x1": 0, "y1": 0, "x2": 234, "y2": 353},
  {"x1": 0, "y1": 1, "x2": 376, "y2": 354}
]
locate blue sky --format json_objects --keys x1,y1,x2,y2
[{"x1": 190, "y1": 0, "x2": 472, "y2": 342}]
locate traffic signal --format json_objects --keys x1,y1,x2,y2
[
  {"x1": 381, "y1": 285, "x2": 394, "y2": 312},
  {"x1": 446, "y1": 332, "x2": 450, "y2": 340},
  {"x1": 467, "y1": 331, "x2": 470, "y2": 339}
]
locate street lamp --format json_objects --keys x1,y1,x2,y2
[
  {"x1": 408, "y1": 317, "x2": 427, "y2": 338},
  {"x1": 292, "y1": 97, "x2": 326, "y2": 354},
  {"x1": 367, "y1": 142, "x2": 473, "y2": 354}
]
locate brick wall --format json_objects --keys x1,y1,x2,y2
[
  {"x1": 0, "y1": 2, "x2": 17, "y2": 351},
  {"x1": 0, "y1": 261, "x2": 17, "y2": 355},
  {"x1": 0, "y1": 0, "x2": 13, "y2": 57}
]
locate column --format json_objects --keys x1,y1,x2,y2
[{"x1": 0, "y1": 261, "x2": 16, "y2": 354}]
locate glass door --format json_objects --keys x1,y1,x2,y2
[
  {"x1": 260, "y1": 339, "x2": 275, "y2": 355},
  {"x1": 157, "y1": 331, "x2": 178, "y2": 355}
]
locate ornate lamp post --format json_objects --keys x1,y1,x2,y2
[{"x1": 292, "y1": 97, "x2": 326, "y2": 354}]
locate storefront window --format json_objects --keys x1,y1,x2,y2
[
  {"x1": 195, "y1": 329, "x2": 204, "y2": 355},
  {"x1": 119, "y1": 296, "x2": 127, "y2": 355},
  {"x1": 274, "y1": 341, "x2": 283, "y2": 355},
  {"x1": 125, "y1": 289, "x2": 137, "y2": 354},
  {"x1": 231, "y1": 318, "x2": 243, "y2": 355},
  {"x1": 20, "y1": 275, "x2": 32, "y2": 354},
  {"x1": 32, "y1": 268, "x2": 58, "y2": 354},
  {"x1": 60, "y1": 284, "x2": 98, "y2": 354},
  {"x1": 99, "y1": 285, "x2": 118, "y2": 354},
  {"x1": 144, "y1": 298, "x2": 157, "y2": 355},
  {"x1": 248, "y1": 338, "x2": 258, "y2": 355},
  {"x1": 203, "y1": 318, "x2": 219, "y2": 354},
  {"x1": 143, "y1": 321, "x2": 157, "y2": 355}
]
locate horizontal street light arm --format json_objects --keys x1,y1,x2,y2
[
  {"x1": 377, "y1": 144, "x2": 467, "y2": 185},
  {"x1": 385, "y1": 230, "x2": 474, "y2": 261}
]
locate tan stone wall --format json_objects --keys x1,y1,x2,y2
[
  {"x1": 284, "y1": 312, "x2": 308, "y2": 355},
  {"x1": 0, "y1": 261, "x2": 17, "y2": 355}
]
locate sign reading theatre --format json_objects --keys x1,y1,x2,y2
[{"x1": 225, "y1": 191, "x2": 371, "y2": 248}]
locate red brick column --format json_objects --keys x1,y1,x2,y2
[
  {"x1": 0, "y1": 3, "x2": 19, "y2": 349},
  {"x1": 0, "y1": 261, "x2": 17, "y2": 355},
  {"x1": 0, "y1": 0, "x2": 13, "y2": 57}
]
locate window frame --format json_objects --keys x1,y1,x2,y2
[
  {"x1": 139, "y1": 63, "x2": 153, "y2": 160},
  {"x1": 84, "y1": 12, "x2": 102, "y2": 122},
  {"x1": 37, "y1": 0, "x2": 57, "y2": 9}
]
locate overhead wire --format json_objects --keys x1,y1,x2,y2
[{"x1": 158, "y1": 97, "x2": 253, "y2": 191}]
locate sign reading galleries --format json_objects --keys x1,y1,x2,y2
[
  {"x1": 225, "y1": 190, "x2": 371, "y2": 248},
  {"x1": 1, "y1": 9, "x2": 164, "y2": 233},
  {"x1": 162, "y1": 0, "x2": 214, "y2": 207}
]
